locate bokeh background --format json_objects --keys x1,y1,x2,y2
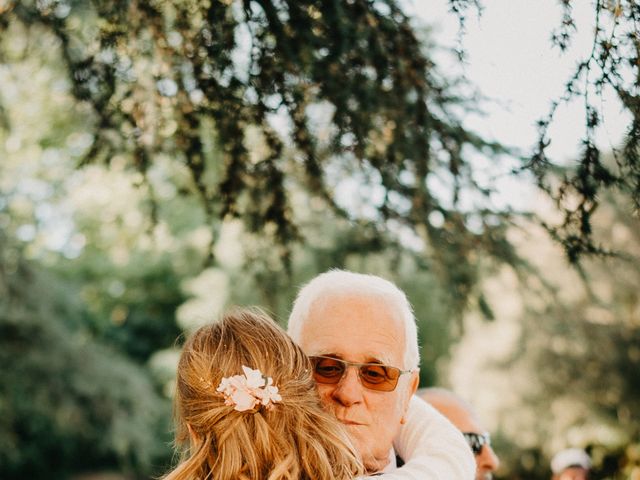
[{"x1": 1, "y1": 0, "x2": 639, "y2": 479}]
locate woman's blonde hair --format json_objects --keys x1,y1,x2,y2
[{"x1": 163, "y1": 307, "x2": 364, "y2": 480}]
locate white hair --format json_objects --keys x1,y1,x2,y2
[{"x1": 287, "y1": 269, "x2": 420, "y2": 370}]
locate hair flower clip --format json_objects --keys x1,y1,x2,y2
[{"x1": 216, "y1": 365, "x2": 282, "y2": 412}]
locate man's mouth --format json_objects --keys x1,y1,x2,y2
[{"x1": 338, "y1": 418, "x2": 365, "y2": 426}]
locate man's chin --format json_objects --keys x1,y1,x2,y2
[
  {"x1": 347, "y1": 435, "x2": 390, "y2": 473},
  {"x1": 363, "y1": 455, "x2": 391, "y2": 474},
  {"x1": 341, "y1": 422, "x2": 367, "y2": 443}
]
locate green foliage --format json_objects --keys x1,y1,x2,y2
[
  {"x1": 526, "y1": 0, "x2": 640, "y2": 262},
  {"x1": 477, "y1": 189, "x2": 640, "y2": 480},
  {"x1": 0, "y1": 0, "x2": 522, "y2": 314},
  {"x1": 0, "y1": 234, "x2": 172, "y2": 479},
  {"x1": 55, "y1": 248, "x2": 188, "y2": 363},
  {"x1": 528, "y1": 198, "x2": 640, "y2": 440},
  {"x1": 441, "y1": 0, "x2": 640, "y2": 264},
  {"x1": 0, "y1": 2, "x2": 639, "y2": 479}
]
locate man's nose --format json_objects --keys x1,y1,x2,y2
[
  {"x1": 478, "y1": 444, "x2": 500, "y2": 473},
  {"x1": 330, "y1": 365, "x2": 365, "y2": 406}
]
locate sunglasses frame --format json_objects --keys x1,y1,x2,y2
[
  {"x1": 462, "y1": 432, "x2": 491, "y2": 455},
  {"x1": 309, "y1": 355, "x2": 413, "y2": 392}
]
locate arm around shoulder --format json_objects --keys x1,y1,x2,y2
[{"x1": 371, "y1": 395, "x2": 475, "y2": 480}]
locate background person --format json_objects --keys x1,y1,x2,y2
[
  {"x1": 288, "y1": 269, "x2": 475, "y2": 478},
  {"x1": 550, "y1": 448, "x2": 591, "y2": 480},
  {"x1": 419, "y1": 388, "x2": 500, "y2": 480}
]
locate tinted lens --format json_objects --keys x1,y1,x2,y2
[
  {"x1": 359, "y1": 364, "x2": 400, "y2": 391},
  {"x1": 463, "y1": 432, "x2": 489, "y2": 455},
  {"x1": 311, "y1": 357, "x2": 346, "y2": 383},
  {"x1": 310, "y1": 356, "x2": 404, "y2": 392}
]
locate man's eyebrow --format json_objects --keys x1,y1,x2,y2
[
  {"x1": 314, "y1": 352, "x2": 343, "y2": 359},
  {"x1": 364, "y1": 353, "x2": 393, "y2": 365},
  {"x1": 360, "y1": 355, "x2": 395, "y2": 365},
  {"x1": 363, "y1": 355, "x2": 394, "y2": 365},
  {"x1": 311, "y1": 353, "x2": 395, "y2": 365},
  {"x1": 363, "y1": 357, "x2": 384, "y2": 364}
]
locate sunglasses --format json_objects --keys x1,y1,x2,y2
[
  {"x1": 463, "y1": 432, "x2": 491, "y2": 455},
  {"x1": 309, "y1": 355, "x2": 412, "y2": 392}
]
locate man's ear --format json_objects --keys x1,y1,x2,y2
[
  {"x1": 400, "y1": 370, "x2": 420, "y2": 424},
  {"x1": 408, "y1": 370, "x2": 419, "y2": 395}
]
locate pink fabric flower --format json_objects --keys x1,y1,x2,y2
[
  {"x1": 216, "y1": 365, "x2": 281, "y2": 412},
  {"x1": 253, "y1": 377, "x2": 282, "y2": 409}
]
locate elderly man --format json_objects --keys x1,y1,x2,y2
[
  {"x1": 419, "y1": 388, "x2": 500, "y2": 480},
  {"x1": 287, "y1": 269, "x2": 475, "y2": 478}
]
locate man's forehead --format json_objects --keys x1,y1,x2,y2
[
  {"x1": 300, "y1": 293, "x2": 406, "y2": 363},
  {"x1": 307, "y1": 292, "x2": 403, "y2": 322}
]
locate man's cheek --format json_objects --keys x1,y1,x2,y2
[
  {"x1": 316, "y1": 386, "x2": 335, "y2": 406},
  {"x1": 346, "y1": 424, "x2": 366, "y2": 440}
]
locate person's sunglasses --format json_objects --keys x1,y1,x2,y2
[
  {"x1": 463, "y1": 432, "x2": 491, "y2": 455},
  {"x1": 309, "y1": 355, "x2": 412, "y2": 392}
]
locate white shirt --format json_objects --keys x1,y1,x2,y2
[
  {"x1": 366, "y1": 396, "x2": 476, "y2": 480},
  {"x1": 380, "y1": 449, "x2": 398, "y2": 473}
]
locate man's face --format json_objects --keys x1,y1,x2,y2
[
  {"x1": 427, "y1": 396, "x2": 500, "y2": 480},
  {"x1": 299, "y1": 294, "x2": 418, "y2": 473},
  {"x1": 557, "y1": 467, "x2": 589, "y2": 480}
]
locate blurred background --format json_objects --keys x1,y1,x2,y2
[{"x1": 0, "y1": 0, "x2": 638, "y2": 479}]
